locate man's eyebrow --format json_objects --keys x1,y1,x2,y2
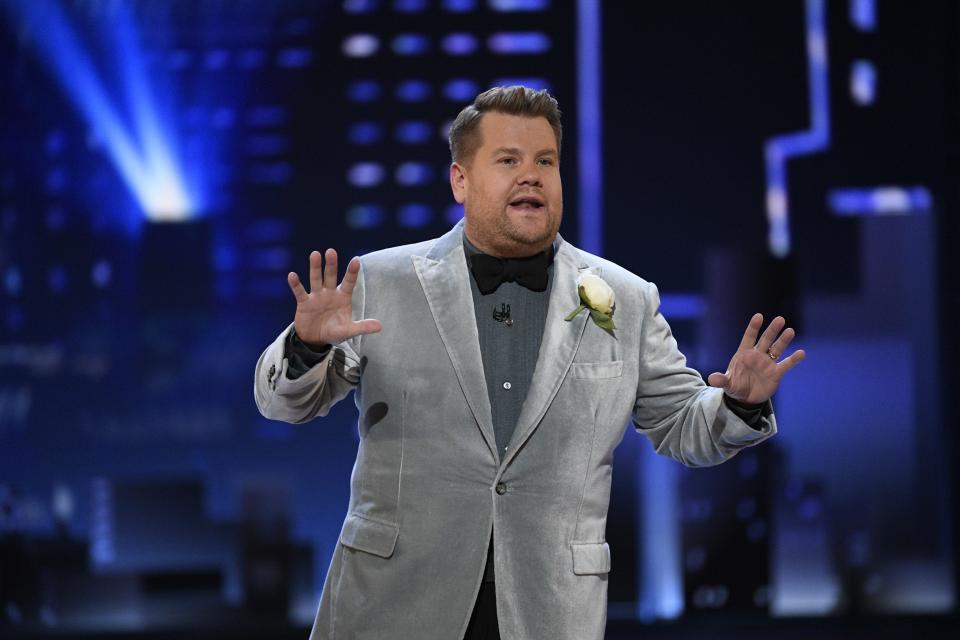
[{"x1": 492, "y1": 146, "x2": 558, "y2": 156}]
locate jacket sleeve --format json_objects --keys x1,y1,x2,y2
[
  {"x1": 253, "y1": 260, "x2": 368, "y2": 424},
  {"x1": 631, "y1": 280, "x2": 776, "y2": 467}
]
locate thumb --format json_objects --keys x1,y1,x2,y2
[
  {"x1": 354, "y1": 318, "x2": 383, "y2": 335},
  {"x1": 707, "y1": 372, "x2": 729, "y2": 388}
]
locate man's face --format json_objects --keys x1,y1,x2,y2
[{"x1": 450, "y1": 112, "x2": 562, "y2": 257}]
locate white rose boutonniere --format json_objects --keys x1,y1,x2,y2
[{"x1": 564, "y1": 272, "x2": 616, "y2": 332}]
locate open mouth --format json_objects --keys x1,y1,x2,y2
[{"x1": 508, "y1": 195, "x2": 545, "y2": 211}]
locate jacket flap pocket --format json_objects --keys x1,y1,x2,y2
[
  {"x1": 569, "y1": 360, "x2": 623, "y2": 379},
  {"x1": 339, "y1": 513, "x2": 399, "y2": 558},
  {"x1": 571, "y1": 541, "x2": 611, "y2": 575}
]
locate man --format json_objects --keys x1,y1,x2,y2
[{"x1": 254, "y1": 86, "x2": 804, "y2": 640}]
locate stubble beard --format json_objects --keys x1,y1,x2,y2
[
  {"x1": 465, "y1": 189, "x2": 562, "y2": 256},
  {"x1": 498, "y1": 207, "x2": 556, "y2": 248}
]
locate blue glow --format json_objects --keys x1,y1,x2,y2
[
  {"x1": 91, "y1": 259, "x2": 112, "y2": 288},
  {"x1": 255, "y1": 419, "x2": 294, "y2": 441},
  {"x1": 348, "y1": 162, "x2": 386, "y2": 187},
  {"x1": 204, "y1": 49, "x2": 230, "y2": 70},
  {"x1": 237, "y1": 49, "x2": 266, "y2": 70},
  {"x1": 393, "y1": 0, "x2": 429, "y2": 12},
  {"x1": 637, "y1": 452, "x2": 683, "y2": 620},
  {"x1": 211, "y1": 108, "x2": 236, "y2": 129},
  {"x1": 4, "y1": 267, "x2": 22, "y2": 296},
  {"x1": 443, "y1": 0, "x2": 478, "y2": 11},
  {"x1": 490, "y1": 0, "x2": 550, "y2": 11},
  {"x1": 493, "y1": 77, "x2": 551, "y2": 92},
  {"x1": 46, "y1": 130, "x2": 66, "y2": 155},
  {"x1": 577, "y1": 0, "x2": 602, "y2": 255},
  {"x1": 395, "y1": 121, "x2": 432, "y2": 144},
  {"x1": 348, "y1": 122, "x2": 385, "y2": 145},
  {"x1": 397, "y1": 203, "x2": 433, "y2": 227},
  {"x1": 392, "y1": 33, "x2": 431, "y2": 55},
  {"x1": 439, "y1": 119, "x2": 454, "y2": 140},
  {"x1": 245, "y1": 135, "x2": 289, "y2": 156},
  {"x1": 487, "y1": 32, "x2": 551, "y2": 54},
  {"x1": 45, "y1": 206, "x2": 66, "y2": 231},
  {"x1": 763, "y1": 0, "x2": 829, "y2": 257},
  {"x1": 47, "y1": 266, "x2": 68, "y2": 293},
  {"x1": 246, "y1": 106, "x2": 288, "y2": 127},
  {"x1": 249, "y1": 162, "x2": 293, "y2": 184},
  {"x1": 395, "y1": 162, "x2": 433, "y2": 186},
  {"x1": 395, "y1": 79, "x2": 432, "y2": 102},
  {"x1": 850, "y1": 0, "x2": 877, "y2": 31},
  {"x1": 2, "y1": 0, "x2": 195, "y2": 222},
  {"x1": 249, "y1": 276, "x2": 289, "y2": 300},
  {"x1": 167, "y1": 50, "x2": 192, "y2": 70},
  {"x1": 827, "y1": 186, "x2": 932, "y2": 216},
  {"x1": 444, "y1": 78, "x2": 480, "y2": 101},
  {"x1": 343, "y1": 0, "x2": 381, "y2": 13},
  {"x1": 45, "y1": 168, "x2": 67, "y2": 194},
  {"x1": 5, "y1": 306, "x2": 24, "y2": 332},
  {"x1": 442, "y1": 33, "x2": 479, "y2": 55},
  {"x1": 346, "y1": 204, "x2": 386, "y2": 229},
  {"x1": 90, "y1": 478, "x2": 115, "y2": 566},
  {"x1": 277, "y1": 47, "x2": 314, "y2": 68},
  {"x1": 214, "y1": 244, "x2": 239, "y2": 271},
  {"x1": 657, "y1": 294, "x2": 705, "y2": 320},
  {"x1": 445, "y1": 203, "x2": 465, "y2": 224},
  {"x1": 246, "y1": 219, "x2": 292, "y2": 243},
  {"x1": 249, "y1": 248, "x2": 292, "y2": 271},
  {"x1": 347, "y1": 80, "x2": 383, "y2": 103},
  {"x1": 342, "y1": 33, "x2": 380, "y2": 57},
  {"x1": 850, "y1": 59, "x2": 877, "y2": 105}
]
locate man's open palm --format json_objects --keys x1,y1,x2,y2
[
  {"x1": 707, "y1": 314, "x2": 805, "y2": 405},
  {"x1": 287, "y1": 248, "x2": 382, "y2": 348}
]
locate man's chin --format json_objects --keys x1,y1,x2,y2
[{"x1": 502, "y1": 225, "x2": 556, "y2": 250}]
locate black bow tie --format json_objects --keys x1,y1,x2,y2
[{"x1": 469, "y1": 248, "x2": 552, "y2": 295}]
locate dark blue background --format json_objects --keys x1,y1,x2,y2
[{"x1": 1, "y1": 0, "x2": 957, "y2": 636}]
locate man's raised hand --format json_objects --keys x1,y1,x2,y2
[
  {"x1": 287, "y1": 248, "x2": 382, "y2": 349},
  {"x1": 707, "y1": 314, "x2": 805, "y2": 405}
]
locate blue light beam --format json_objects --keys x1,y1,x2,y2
[{"x1": 3, "y1": 0, "x2": 194, "y2": 222}]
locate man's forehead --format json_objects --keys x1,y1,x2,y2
[{"x1": 477, "y1": 113, "x2": 556, "y2": 150}]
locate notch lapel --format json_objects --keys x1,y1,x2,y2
[
  {"x1": 412, "y1": 220, "x2": 498, "y2": 462},
  {"x1": 502, "y1": 239, "x2": 600, "y2": 469}
]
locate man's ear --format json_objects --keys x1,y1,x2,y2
[{"x1": 450, "y1": 162, "x2": 467, "y2": 204}]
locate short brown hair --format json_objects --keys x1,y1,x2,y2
[{"x1": 448, "y1": 85, "x2": 562, "y2": 165}]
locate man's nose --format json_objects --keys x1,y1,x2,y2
[{"x1": 517, "y1": 162, "x2": 543, "y2": 186}]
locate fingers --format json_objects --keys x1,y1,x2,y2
[
  {"x1": 340, "y1": 257, "x2": 361, "y2": 295},
  {"x1": 309, "y1": 250, "x2": 322, "y2": 292},
  {"x1": 707, "y1": 372, "x2": 729, "y2": 388},
  {"x1": 323, "y1": 248, "x2": 338, "y2": 289},
  {"x1": 776, "y1": 349, "x2": 806, "y2": 376},
  {"x1": 738, "y1": 313, "x2": 763, "y2": 351},
  {"x1": 756, "y1": 315, "x2": 785, "y2": 353},
  {"x1": 767, "y1": 327, "x2": 795, "y2": 358},
  {"x1": 287, "y1": 271, "x2": 308, "y2": 303}
]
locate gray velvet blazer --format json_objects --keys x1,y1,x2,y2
[{"x1": 254, "y1": 219, "x2": 776, "y2": 640}]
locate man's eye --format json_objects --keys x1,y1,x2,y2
[
  {"x1": 500, "y1": 158, "x2": 516, "y2": 165},
  {"x1": 537, "y1": 158, "x2": 554, "y2": 166}
]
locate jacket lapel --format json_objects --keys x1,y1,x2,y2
[
  {"x1": 502, "y1": 239, "x2": 599, "y2": 469},
  {"x1": 412, "y1": 220, "x2": 498, "y2": 462}
]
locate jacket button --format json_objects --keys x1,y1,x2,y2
[{"x1": 495, "y1": 482, "x2": 507, "y2": 495}]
